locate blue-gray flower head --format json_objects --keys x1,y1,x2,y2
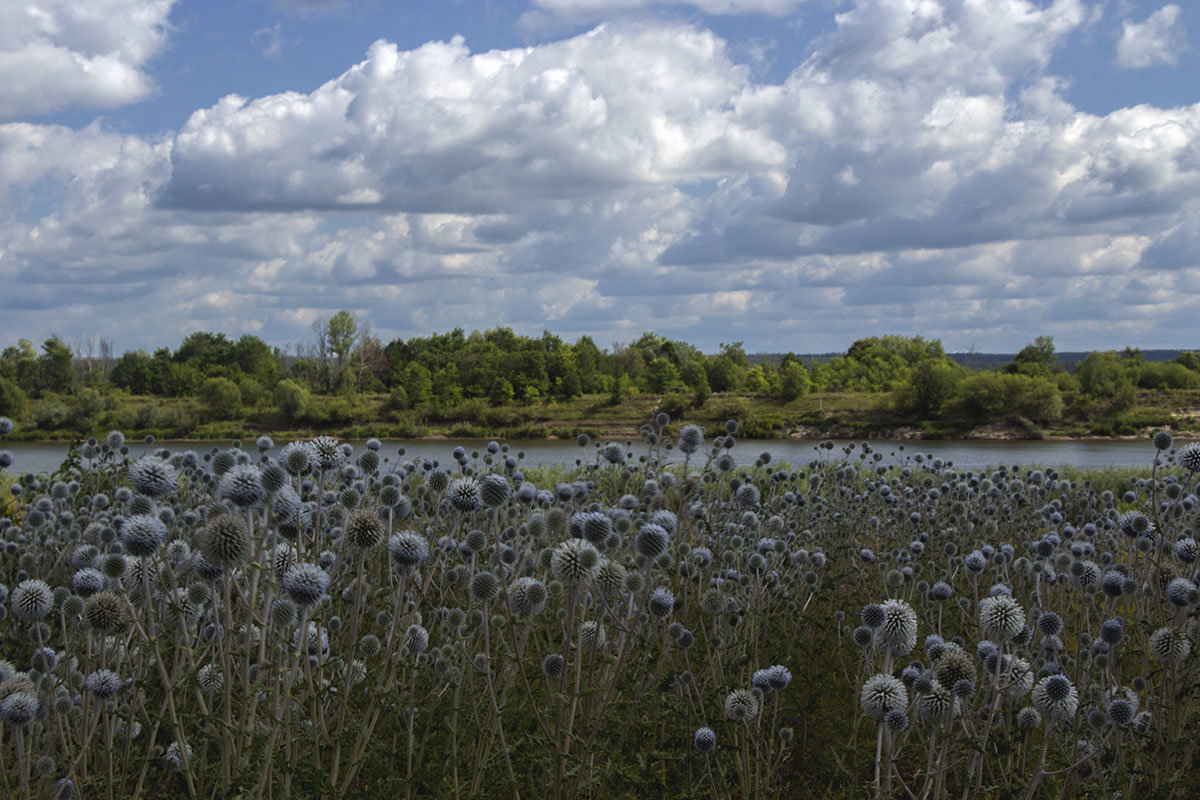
[
  {"x1": 310, "y1": 436, "x2": 345, "y2": 471},
  {"x1": 219, "y1": 464, "x2": 267, "y2": 508},
  {"x1": 85, "y1": 669, "x2": 124, "y2": 701},
  {"x1": 121, "y1": 514, "x2": 166, "y2": 558},
  {"x1": 388, "y1": 531, "x2": 429, "y2": 566},
  {"x1": 128, "y1": 456, "x2": 177, "y2": 498},
  {"x1": 281, "y1": 563, "x2": 330, "y2": 607},
  {"x1": 447, "y1": 477, "x2": 482, "y2": 513}
]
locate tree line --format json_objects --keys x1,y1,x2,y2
[{"x1": 1, "y1": 315, "x2": 1197, "y2": 435}]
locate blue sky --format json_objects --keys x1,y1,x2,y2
[{"x1": 1, "y1": 0, "x2": 1198, "y2": 355}]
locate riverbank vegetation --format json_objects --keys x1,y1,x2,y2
[{"x1": 2, "y1": 319, "x2": 1199, "y2": 442}]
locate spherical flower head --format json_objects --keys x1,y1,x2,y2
[
  {"x1": 1149, "y1": 626, "x2": 1190, "y2": 665},
  {"x1": 447, "y1": 477, "x2": 483, "y2": 513},
  {"x1": 281, "y1": 563, "x2": 330, "y2": 607},
  {"x1": 601, "y1": 442, "x2": 625, "y2": 465},
  {"x1": 219, "y1": 464, "x2": 267, "y2": 508},
  {"x1": 933, "y1": 645, "x2": 975, "y2": 689},
  {"x1": 1036, "y1": 611, "x2": 1063, "y2": 637},
  {"x1": 765, "y1": 665, "x2": 792, "y2": 691},
  {"x1": 725, "y1": 688, "x2": 761, "y2": 723},
  {"x1": 165, "y1": 741, "x2": 192, "y2": 770},
  {"x1": 736, "y1": 483, "x2": 760, "y2": 507},
  {"x1": 72, "y1": 568, "x2": 105, "y2": 597},
  {"x1": 872, "y1": 598, "x2": 918, "y2": 658},
  {"x1": 885, "y1": 709, "x2": 910, "y2": 733},
  {"x1": 200, "y1": 512, "x2": 252, "y2": 567},
  {"x1": 677, "y1": 424, "x2": 704, "y2": 455},
  {"x1": 1152, "y1": 429, "x2": 1174, "y2": 451},
  {"x1": 0, "y1": 417, "x2": 13, "y2": 436},
  {"x1": 1107, "y1": 698, "x2": 1136, "y2": 727},
  {"x1": 478, "y1": 473, "x2": 510, "y2": 508},
  {"x1": 634, "y1": 524, "x2": 670, "y2": 559},
  {"x1": 84, "y1": 591, "x2": 126, "y2": 633},
  {"x1": 85, "y1": 669, "x2": 123, "y2": 701},
  {"x1": 1032, "y1": 674, "x2": 1078, "y2": 723},
  {"x1": 0, "y1": 691, "x2": 38, "y2": 723},
  {"x1": 345, "y1": 508, "x2": 384, "y2": 549},
  {"x1": 929, "y1": 582, "x2": 953, "y2": 602},
  {"x1": 648, "y1": 587, "x2": 676, "y2": 619},
  {"x1": 580, "y1": 620, "x2": 605, "y2": 650},
  {"x1": 310, "y1": 436, "x2": 345, "y2": 471},
  {"x1": 388, "y1": 531, "x2": 429, "y2": 566},
  {"x1": 571, "y1": 511, "x2": 613, "y2": 545},
  {"x1": 404, "y1": 624, "x2": 429, "y2": 656},
  {"x1": 1016, "y1": 706, "x2": 1042, "y2": 730},
  {"x1": 542, "y1": 653, "x2": 565, "y2": 679},
  {"x1": 979, "y1": 595, "x2": 1025, "y2": 643},
  {"x1": 509, "y1": 577, "x2": 548, "y2": 618},
  {"x1": 551, "y1": 538, "x2": 601, "y2": 587},
  {"x1": 469, "y1": 571, "x2": 500, "y2": 603},
  {"x1": 1178, "y1": 442, "x2": 1200, "y2": 471},
  {"x1": 127, "y1": 456, "x2": 177, "y2": 498},
  {"x1": 11, "y1": 579, "x2": 53, "y2": 620},
  {"x1": 1175, "y1": 537, "x2": 1198, "y2": 564},
  {"x1": 120, "y1": 514, "x2": 166, "y2": 558},
  {"x1": 861, "y1": 603, "x2": 885, "y2": 629},
  {"x1": 694, "y1": 726, "x2": 716, "y2": 752},
  {"x1": 861, "y1": 674, "x2": 907, "y2": 721},
  {"x1": 1166, "y1": 577, "x2": 1198, "y2": 608},
  {"x1": 279, "y1": 441, "x2": 316, "y2": 476}
]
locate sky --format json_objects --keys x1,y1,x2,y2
[{"x1": 1, "y1": 0, "x2": 1198, "y2": 356}]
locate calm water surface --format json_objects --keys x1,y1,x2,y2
[{"x1": 0, "y1": 437, "x2": 1168, "y2": 476}]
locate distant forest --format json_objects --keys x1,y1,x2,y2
[{"x1": 1, "y1": 314, "x2": 1198, "y2": 439}]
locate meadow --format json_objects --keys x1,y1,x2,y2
[{"x1": 0, "y1": 414, "x2": 1196, "y2": 798}]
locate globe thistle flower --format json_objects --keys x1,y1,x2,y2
[
  {"x1": 197, "y1": 664, "x2": 224, "y2": 694},
  {"x1": 71, "y1": 568, "x2": 105, "y2": 598},
  {"x1": 860, "y1": 674, "x2": 906, "y2": 721},
  {"x1": 1153, "y1": 430, "x2": 1174, "y2": 451},
  {"x1": 165, "y1": 741, "x2": 192, "y2": 770},
  {"x1": 1032, "y1": 674, "x2": 1078, "y2": 723},
  {"x1": 128, "y1": 456, "x2": 177, "y2": 498},
  {"x1": 933, "y1": 645, "x2": 976, "y2": 689},
  {"x1": 678, "y1": 424, "x2": 704, "y2": 455},
  {"x1": 572, "y1": 511, "x2": 613, "y2": 545},
  {"x1": 634, "y1": 524, "x2": 670, "y2": 559},
  {"x1": 694, "y1": 726, "x2": 716, "y2": 752},
  {"x1": 478, "y1": 473, "x2": 510, "y2": 508},
  {"x1": 542, "y1": 653, "x2": 565, "y2": 679},
  {"x1": 280, "y1": 441, "x2": 316, "y2": 476},
  {"x1": 0, "y1": 418, "x2": 12, "y2": 436},
  {"x1": 219, "y1": 464, "x2": 267, "y2": 508},
  {"x1": 648, "y1": 587, "x2": 675, "y2": 619},
  {"x1": 735, "y1": 483, "x2": 760, "y2": 507},
  {"x1": 0, "y1": 691, "x2": 38, "y2": 723},
  {"x1": 447, "y1": 477, "x2": 483, "y2": 513},
  {"x1": 929, "y1": 582, "x2": 953, "y2": 602},
  {"x1": 310, "y1": 436, "x2": 345, "y2": 472},
  {"x1": 1177, "y1": 442, "x2": 1200, "y2": 471},
  {"x1": 594, "y1": 559, "x2": 627, "y2": 596},
  {"x1": 872, "y1": 598, "x2": 918, "y2": 657},
  {"x1": 601, "y1": 442, "x2": 625, "y2": 465},
  {"x1": 344, "y1": 508, "x2": 384, "y2": 550},
  {"x1": 120, "y1": 515, "x2": 166, "y2": 558},
  {"x1": 884, "y1": 709, "x2": 910, "y2": 733},
  {"x1": 509, "y1": 577, "x2": 548, "y2": 618},
  {"x1": 726, "y1": 688, "x2": 762, "y2": 723},
  {"x1": 1107, "y1": 698, "x2": 1136, "y2": 727},
  {"x1": 1036, "y1": 611, "x2": 1063, "y2": 637},
  {"x1": 469, "y1": 571, "x2": 500, "y2": 603},
  {"x1": 281, "y1": 563, "x2": 330, "y2": 607},
  {"x1": 1165, "y1": 577, "x2": 1198, "y2": 607},
  {"x1": 10, "y1": 579, "x2": 53, "y2": 620},
  {"x1": 1016, "y1": 706, "x2": 1042, "y2": 730},
  {"x1": 85, "y1": 669, "x2": 123, "y2": 701},
  {"x1": 861, "y1": 603, "x2": 885, "y2": 629},
  {"x1": 404, "y1": 624, "x2": 429, "y2": 656},
  {"x1": 388, "y1": 532, "x2": 429, "y2": 566},
  {"x1": 84, "y1": 591, "x2": 126, "y2": 633},
  {"x1": 1149, "y1": 627, "x2": 1190, "y2": 665},
  {"x1": 1003, "y1": 656, "x2": 1034, "y2": 698},
  {"x1": 979, "y1": 595, "x2": 1025, "y2": 643},
  {"x1": 1175, "y1": 537, "x2": 1198, "y2": 564},
  {"x1": 580, "y1": 620, "x2": 605, "y2": 650},
  {"x1": 199, "y1": 513, "x2": 252, "y2": 567},
  {"x1": 551, "y1": 539, "x2": 601, "y2": 587},
  {"x1": 917, "y1": 680, "x2": 955, "y2": 722}
]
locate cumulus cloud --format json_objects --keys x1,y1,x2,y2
[
  {"x1": 0, "y1": 0, "x2": 175, "y2": 119},
  {"x1": 1116, "y1": 4, "x2": 1186, "y2": 69},
  {"x1": 3, "y1": 0, "x2": 1200, "y2": 352},
  {"x1": 532, "y1": 0, "x2": 805, "y2": 15}
]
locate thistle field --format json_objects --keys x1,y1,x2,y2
[{"x1": 0, "y1": 415, "x2": 1197, "y2": 799}]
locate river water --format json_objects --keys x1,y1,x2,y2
[{"x1": 0, "y1": 436, "x2": 1170, "y2": 476}]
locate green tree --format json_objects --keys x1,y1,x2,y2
[
  {"x1": 0, "y1": 376, "x2": 28, "y2": 418},
  {"x1": 1077, "y1": 352, "x2": 1135, "y2": 398},
  {"x1": 488, "y1": 377, "x2": 515, "y2": 406},
  {"x1": 111, "y1": 351, "x2": 153, "y2": 395},
  {"x1": 37, "y1": 337, "x2": 75, "y2": 395},
  {"x1": 897, "y1": 361, "x2": 960, "y2": 417},
  {"x1": 777, "y1": 361, "x2": 812, "y2": 400},
  {"x1": 644, "y1": 358, "x2": 680, "y2": 393},
  {"x1": 274, "y1": 379, "x2": 311, "y2": 422},
  {"x1": 198, "y1": 377, "x2": 241, "y2": 418},
  {"x1": 681, "y1": 360, "x2": 711, "y2": 407},
  {"x1": 327, "y1": 310, "x2": 359, "y2": 378}
]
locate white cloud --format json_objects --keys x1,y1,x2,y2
[
  {"x1": 0, "y1": 0, "x2": 175, "y2": 119},
  {"x1": 3, "y1": 0, "x2": 1200, "y2": 352},
  {"x1": 532, "y1": 0, "x2": 805, "y2": 15},
  {"x1": 1116, "y1": 4, "x2": 1186, "y2": 69}
]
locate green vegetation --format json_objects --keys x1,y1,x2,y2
[{"x1": 3, "y1": 324, "x2": 1200, "y2": 441}]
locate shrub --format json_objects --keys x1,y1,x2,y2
[
  {"x1": 198, "y1": 377, "x2": 241, "y2": 418},
  {"x1": 274, "y1": 379, "x2": 311, "y2": 422}
]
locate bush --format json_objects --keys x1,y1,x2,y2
[
  {"x1": 198, "y1": 377, "x2": 241, "y2": 418},
  {"x1": 658, "y1": 391, "x2": 691, "y2": 420},
  {"x1": 274, "y1": 379, "x2": 311, "y2": 422},
  {"x1": 0, "y1": 376, "x2": 28, "y2": 418}
]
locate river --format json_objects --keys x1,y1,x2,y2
[{"x1": 0, "y1": 436, "x2": 1170, "y2": 477}]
